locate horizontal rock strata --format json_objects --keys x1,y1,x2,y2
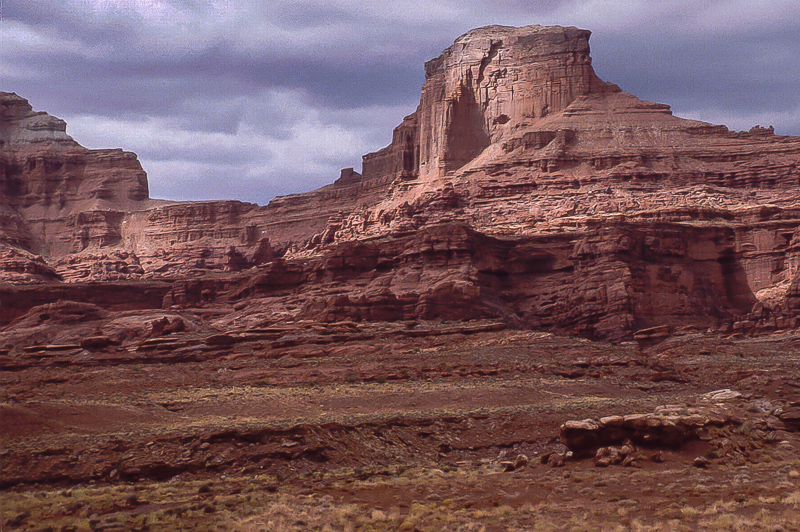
[{"x1": 2, "y1": 24, "x2": 800, "y2": 340}]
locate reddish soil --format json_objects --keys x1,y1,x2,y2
[{"x1": 2, "y1": 323, "x2": 800, "y2": 530}]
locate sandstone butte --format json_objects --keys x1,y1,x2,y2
[{"x1": 1, "y1": 24, "x2": 800, "y2": 343}]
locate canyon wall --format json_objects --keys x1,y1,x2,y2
[{"x1": 2, "y1": 24, "x2": 799, "y2": 340}]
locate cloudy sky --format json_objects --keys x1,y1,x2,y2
[{"x1": 4, "y1": 0, "x2": 799, "y2": 205}]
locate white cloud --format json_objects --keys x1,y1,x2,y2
[
  {"x1": 63, "y1": 88, "x2": 408, "y2": 204},
  {"x1": 678, "y1": 103, "x2": 800, "y2": 136},
  {"x1": 85, "y1": 0, "x2": 184, "y2": 20}
]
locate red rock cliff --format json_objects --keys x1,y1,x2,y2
[{"x1": 2, "y1": 25, "x2": 799, "y2": 341}]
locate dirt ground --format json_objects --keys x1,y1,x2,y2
[{"x1": 2, "y1": 322, "x2": 800, "y2": 530}]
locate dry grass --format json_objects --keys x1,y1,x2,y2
[{"x1": 8, "y1": 462, "x2": 800, "y2": 532}]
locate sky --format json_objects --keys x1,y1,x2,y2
[{"x1": 4, "y1": 0, "x2": 800, "y2": 205}]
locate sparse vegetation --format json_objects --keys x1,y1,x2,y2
[{"x1": 3, "y1": 329, "x2": 800, "y2": 531}]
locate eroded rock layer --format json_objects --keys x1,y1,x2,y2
[{"x1": 1, "y1": 24, "x2": 799, "y2": 341}]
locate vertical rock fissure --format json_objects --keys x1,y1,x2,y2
[
  {"x1": 442, "y1": 77, "x2": 491, "y2": 173},
  {"x1": 475, "y1": 40, "x2": 502, "y2": 90}
]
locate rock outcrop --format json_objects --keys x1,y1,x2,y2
[
  {"x1": 416, "y1": 25, "x2": 619, "y2": 181},
  {"x1": 2, "y1": 24, "x2": 800, "y2": 341},
  {"x1": 1, "y1": 94, "x2": 150, "y2": 254},
  {"x1": 560, "y1": 389, "x2": 800, "y2": 469}
]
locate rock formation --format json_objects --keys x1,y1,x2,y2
[{"x1": 2, "y1": 24, "x2": 799, "y2": 341}]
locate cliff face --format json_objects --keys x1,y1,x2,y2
[
  {"x1": 1, "y1": 93, "x2": 151, "y2": 261},
  {"x1": 2, "y1": 25, "x2": 799, "y2": 341},
  {"x1": 1, "y1": 94, "x2": 149, "y2": 219},
  {"x1": 360, "y1": 26, "x2": 619, "y2": 184},
  {"x1": 416, "y1": 25, "x2": 618, "y2": 180},
  {"x1": 306, "y1": 25, "x2": 800, "y2": 339}
]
